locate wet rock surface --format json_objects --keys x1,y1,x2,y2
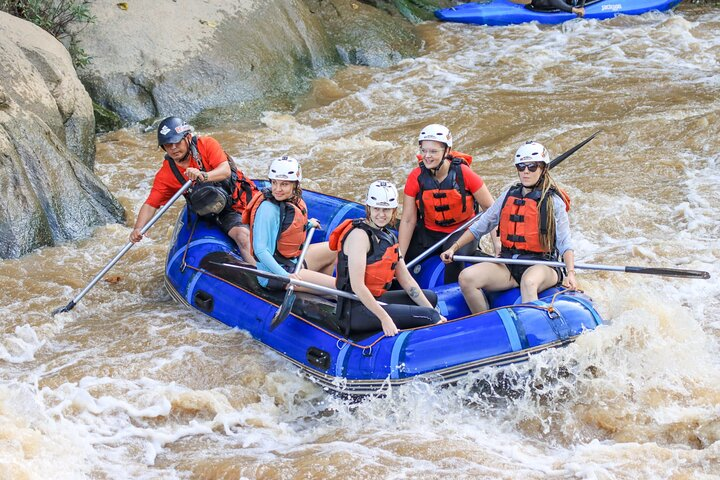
[{"x1": 0, "y1": 12, "x2": 124, "y2": 259}]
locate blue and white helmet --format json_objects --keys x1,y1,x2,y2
[
  {"x1": 366, "y1": 180, "x2": 398, "y2": 208},
  {"x1": 157, "y1": 116, "x2": 192, "y2": 146}
]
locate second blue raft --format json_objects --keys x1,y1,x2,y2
[{"x1": 435, "y1": 0, "x2": 682, "y2": 26}]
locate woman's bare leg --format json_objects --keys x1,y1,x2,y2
[
  {"x1": 305, "y1": 241, "x2": 337, "y2": 275},
  {"x1": 519, "y1": 265, "x2": 559, "y2": 303},
  {"x1": 458, "y1": 263, "x2": 517, "y2": 314}
]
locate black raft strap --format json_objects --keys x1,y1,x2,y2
[
  {"x1": 435, "y1": 219, "x2": 456, "y2": 227},
  {"x1": 509, "y1": 214, "x2": 525, "y2": 222}
]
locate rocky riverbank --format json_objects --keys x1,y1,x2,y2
[
  {"x1": 0, "y1": 0, "x2": 440, "y2": 258},
  {"x1": 76, "y1": 0, "x2": 433, "y2": 128}
]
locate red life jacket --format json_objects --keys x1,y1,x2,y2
[
  {"x1": 329, "y1": 219, "x2": 399, "y2": 298},
  {"x1": 414, "y1": 152, "x2": 478, "y2": 229},
  {"x1": 498, "y1": 184, "x2": 571, "y2": 254},
  {"x1": 166, "y1": 135, "x2": 258, "y2": 213},
  {"x1": 242, "y1": 188, "x2": 308, "y2": 266}
]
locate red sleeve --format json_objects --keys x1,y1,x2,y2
[
  {"x1": 461, "y1": 164, "x2": 484, "y2": 193},
  {"x1": 403, "y1": 168, "x2": 422, "y2": 197},
  {"x1": 145, "y1": 162, "x2": 186, "y2": 208},
  {"x1": 196, "y1": 136, "x2": 228, "y2": 170}
]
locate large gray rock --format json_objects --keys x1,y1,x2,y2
[
  {"x1": 76, "y1": 0, "x2": 420, "y2": 124},
  {"x1": 77, "y1": 0, "x2": 339, "y2": 124},
  {"x1": 0, "y1": 12, "x2": 124, "y2": 259},
  {"x1": 305, "y1": 0, "x2": 420, "y2": 68}
]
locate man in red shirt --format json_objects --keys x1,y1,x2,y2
[{"x1": 130, "y1": 117, "x2": 256, "y2": 265}]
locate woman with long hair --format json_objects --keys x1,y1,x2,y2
[{"x1": 440, "y1": 141, "x2": 577, "y2": 313}]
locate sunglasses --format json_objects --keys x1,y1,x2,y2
[{"x1": 515, "y1": 162, "x2": 543, "y2": 172}]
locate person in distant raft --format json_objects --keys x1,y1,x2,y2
[
  {"x1": 510, "y1": 0, "x2": 585, "y2": 16},
  {"x1": 398, "y1": 124, "x2": 500, "y2": 284},
  {"x1": 440, "y1": 141, "x2": 577, "y2": 314},
  {"x1": 330, "y1": 181, "x2": 446, "y2": 337},
  {"x1": 243, "y1": 156, "x2": 337, "y2": 291},
  {"x1": 130, "y1": 117, "x2": 258, "y2": 264}
]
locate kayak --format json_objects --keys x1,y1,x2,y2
[
  {"x1": 435, "y1": 0, "x2": 683, "y2": 26},
  {"x1": 164, "y1": 183, "x2": 604, "y2": 395}
]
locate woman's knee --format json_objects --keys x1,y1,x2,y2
[
  {"x1": 520, "y1": 274, "x2": 540, "y2": 292},
  {"x1": 458, "y1": 268, "x2": 480, "y2": 290}
]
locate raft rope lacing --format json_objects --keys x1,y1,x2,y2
[{"x1": 178, "y1": 221, "x2": 576, "y2": 352}]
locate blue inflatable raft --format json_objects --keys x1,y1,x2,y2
[
  {"x1": 435, "y1": 0, "x2": 682, "y2": 26},
  {"x1": 164, "y1": 185, "x2": 604, "y2": 395}
]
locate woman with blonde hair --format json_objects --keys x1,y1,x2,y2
[{"x1": 441, "y1": 141, "x2": 577, "y2": 313}]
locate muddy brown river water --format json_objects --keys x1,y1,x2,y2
[{"x1": 1, "y1": 5, "x2": 719, "y2": 479}]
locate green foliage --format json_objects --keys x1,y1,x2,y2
[{"x1": 0, "y1": 0, "x2": 94, "y2": 68}]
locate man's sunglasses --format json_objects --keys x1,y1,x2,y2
[{"x1": 515, "y1": 162, "x2": 543, "y2": 172}]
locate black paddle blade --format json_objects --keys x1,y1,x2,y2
[
  {"x1": 625, "y1": 266, "x2": 710, "y2": 279},
  {"x1": 270, "y1": 287, "x2": 296, "y2": 330},
  {"x1": 51, "y1": 301, "x2": 75, "y2": 316},
  {"x1": 548, "y1": 130, "x2": 601, "y2": 169}
]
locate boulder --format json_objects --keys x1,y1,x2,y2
[
  {"x1": 76, "y1": 0, "x2": 421, "y2": 124},
  {"x1": 304, "y1": 0, "x2": 420, "y2": 68},
  {"x1": 0, "y1": 12, "x2": 124, "y2": 259}
]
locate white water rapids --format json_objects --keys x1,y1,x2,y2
[{"x1": 1, "y1": 5, "x2": 719, "y2": 479}]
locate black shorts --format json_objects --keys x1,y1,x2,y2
[
  {"x1": 404, "y1": 224, "x2": 479, "y2": 284},
  {"x1": 215, "y1": 210, "x2": 246, "y2": 235},
  {"x1": 502, "y1": 252, "x2": 562, "y2": 286}
]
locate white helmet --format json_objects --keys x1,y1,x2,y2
[
  {"x1": 514, "y1": 141, "x2": 550, "y2": 165},
  {"x1": 268, "y1": 155, "x2": 302, "y2": 182},
  {"x1": 418, "y1": 124, "x2": 452, "y2": 148},
  {"x1": 366, "y1": 180, "x2": 399, "y2": 209}
]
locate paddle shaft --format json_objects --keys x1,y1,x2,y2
[
  {"x1": 53, "y1": 180, "x2": 194, "y2": 314},
  {"x1": 406, "y1": 130, "x2": 600, "y2": 269},
  {"x1": 453, "y1": 255, "x2": 710, "y2": 279},
  {"x1": 288, "y1": 226, "x2": 317, "y2": 290},
  {"x1": 406, "y1": 212, "x2": 481, "y2": 268},
  {"x1": 212, "y1": 261, "x2": 387, "y2": 304}
]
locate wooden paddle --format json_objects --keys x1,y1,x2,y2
[
  {"x1": 269, "y1": 226, "x2": 317, "y2": 330},
  {"x1": 406, "y1": 130, "x2": 601, "y2": 269},
  {"x1": 452, "y1": 255, "x2": 710, "y2": 279},
  {"x1": 52, "y1": 180, "x2": 194, "y2": 315}
]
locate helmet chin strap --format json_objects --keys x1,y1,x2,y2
[
  {"x1": 162, "y1": 134, "x2": 192, "y2": 163},
  {"x1": 178, "y1": 135, "x2": 192, "y2": 163}
]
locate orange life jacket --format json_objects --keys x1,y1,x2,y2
[
  {"x1": 242, "y1": 188, "x2": 308, "y2": 266},
  {"x1": 330, "y1": 219, "x2": 399, "y2": 298},
  {"x1": 229, "y1": 167, "x2": 258, "y2": 214},
  {"x1": 498, "y1": 184, "x2": 570, "y2": 255},
  {"x1": 414, "y1": 152, "x2": 477, "y2": 229}
]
